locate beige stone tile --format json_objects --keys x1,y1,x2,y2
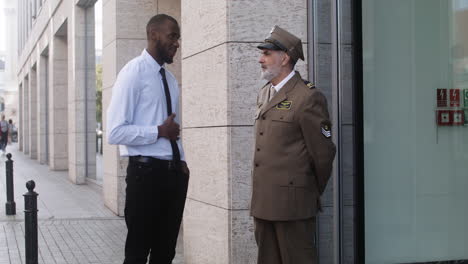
[
  {"x1": 69, "y1": 130, "x2": 76, "y2": 153},
  {"x1": 103, "y1": 39, "x2": 147, "y2": 90},
  {"x1": 157, "y1": 0, "x2": 181, "y2": 19},
  {"x1": 184, "y1": 126, "x2": 254, "y2": 210},
  {"x1": 115, "y1": 0, "x2": 157, "y2": 40},
  {"x1": 103, "y1": 143, "x2": 120, "y2": 176},
  {"x1": 116, "y1": 39, "x2": 147, "y2": 72},
  {"x1": 103, "y1": 158, "x2": 127, "y2": 216},
  {"x1": 102, "y1": 40, "x2": 117, "y2": 90},
  {"x1": 229, "y1": 210, "x2": 256, "y2": 264},
  {"x1": 229, "y1": 126, "x2": 254, "y2": 210},
  {"x1": 181, "y1": 0, "x2": 227, "y2": 57},
  {"x1": 181, "y1": 44, "x2": 228, "y2": 127},
  {"x1": 102, "y1": 87, "x2": 113, "y2": 134},
  {"x1": 102, "y1": 0, "x2": 116, "y2": 48},
  {"x1": 184, "y1": 127, "x2": 229, "y2": 208},
  {"x1": 69, "y1": 36, "x2": 96, "y2": 70},
  {"x1": 67, "y1": 101, "x2": 97, "y2": 134},
  {"x1": 49, "y1": 156, "x2": 68, "y2": 171},
  {"x1": 183, "y1": 199, "x2": 229, "y2": 264},
  {"x1": 55, "y1": 133, "x2": 69, "y2": 158},
  {"x1": 183, "y1": 200, "x2": 256, "y2": 264},
  {"x1": 103, "y1": 170, "x2": 119, "y2": 213},
  {"x1": 50, "y1": 107, "x2": 68, "y2": 134},
  {"x1": 50, "y1": 0, "x2": 69, "y2": 37},
  {"x1": 227, "y1": 0, "x2": 307, "y2": 43}
]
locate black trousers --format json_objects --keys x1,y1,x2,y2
[{"x1": 123, "y1": 159, "x2": 189, "y2": 264}]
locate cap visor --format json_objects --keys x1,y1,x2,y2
[{"x1": 257, "y1": 42, "x2": 282, "y2": 50}]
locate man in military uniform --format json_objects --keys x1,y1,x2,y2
[{"x1": 251, "y1": 25, "x2": 336, "y2": 264}]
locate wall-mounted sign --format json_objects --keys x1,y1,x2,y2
[
  {"x1": 437, "y1": 110, "x2": 452, "y2": 126},
  {"x1": 464, "y1": 89, "x2": 468, "y2": 108},
  {"x1": 450, "y1": 89, "x2": 460, "y2": 107},
  {"x1": 452, "y1": 110, "x2": 464, "y2": 125},
  {"x1": 436, "y1": 88, "x2": 467, "y2": 126},
  {"x1": 437, "y1": 88, "x2": 447, "y2": 107}
]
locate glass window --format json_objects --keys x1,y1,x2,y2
[{"x1": 363, "y1": 0, "x2": 468, "y2": 263}]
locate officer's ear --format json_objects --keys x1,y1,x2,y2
[{"x1": 281, "y1": 52, "x2": 292, "y2": 67}]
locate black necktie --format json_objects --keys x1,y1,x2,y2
[{"x1": 160, "y1": 67, "x2": 181, "y2": 162}]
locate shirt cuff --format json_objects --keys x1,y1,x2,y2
[{"x1": 141, "y1": 125, "x2": 159, "y2": 144}]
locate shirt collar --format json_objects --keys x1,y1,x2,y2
[
  {"x1": 272, "y1": 70, "x2": 295, "y2": 92},
  {"x1": 142, "y1": 49, "x2": 164, "y2": 73}
]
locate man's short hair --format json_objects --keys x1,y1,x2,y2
[{"x1": 146, "y1": 14, "x2": 178, "y2": 38}]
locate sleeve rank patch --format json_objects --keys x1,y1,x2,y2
[
  {"x1": 276, "y1": 101, "x2": 292, "y2": 110},
  {"x1": 321, "y1": 123, "x2": 332, "y2": 138}
]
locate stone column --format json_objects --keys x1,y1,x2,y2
[
  {"x1": 181, "y1": 0, "x2": 308, "y2": 263},
  {"x1": 18, "y1": 83, "x2": 23, "y2": 151},
  {"x1": 37, "y1": 55, "x2": 48, "y2": 164},
  {"x1": 23, "y1": 75, "x2": 29, "y2": 155},
  {"x1": 68, "y1": 3, "x2": 96, "y2": 184},
  {"x1": 29, "y1": 66, "x2": 38, "y2": 159},
  {"x1": 49, "y1": 33, "x2": 68, "y2": 170},
  {"x1": 102, "y1": 0, "x2": 158, "y2": 215}
]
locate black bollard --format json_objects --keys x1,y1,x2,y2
[
  {"x1": 100, "y1": 135, "x2": 103, "y2": 155},
  {"x1": 24, "y1": 180, "x2": 38, "y2": 264},
  {"x1": 5, "y1": 153, "x2": 15, "y2": 215}
]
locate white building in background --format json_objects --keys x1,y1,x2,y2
[{"x1": 1, "y1": 0, "x2": 18, "y2": 123}]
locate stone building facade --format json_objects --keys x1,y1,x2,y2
[{"x1": 17, "y1": 0, "x2": 357, "y2": 263}]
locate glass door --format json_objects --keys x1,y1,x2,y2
[{"x1": 363, "y1": 0, "x2": 468, "y2": 263}]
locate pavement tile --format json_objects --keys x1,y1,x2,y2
[{"x1": 0, "y1": 145, "x2": 184, "y2": 263}]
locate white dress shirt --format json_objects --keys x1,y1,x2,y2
[
  {"x1": 106, "y1": 49, "x2": 185, "y2": 161},
  {"x1": 272, "y1": 70, "x2": 295, "y2": 92}
]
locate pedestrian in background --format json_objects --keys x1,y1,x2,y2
[
  {"x1": 0, "y1": 115, "x2": 9, "y2": 154},
  {"x1": 107, "y1": 14, "x2": 189, "y2": 264},
  {"x1": 7, "y1": 119, "x2": 16, "y2": 144},
  {"x1": 250, "y1": 26, "x2": 336, "y2": 264}
]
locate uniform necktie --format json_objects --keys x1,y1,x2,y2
[
  {"x1": 269, "y1": 85, "x2": 277, "y2": 101},
  {"x1": 160, "y1": 67, "x2": 181, "y2": 162}
]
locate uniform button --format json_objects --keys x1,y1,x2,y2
[
  {"x1": 262, "y1": 116, "x2": 266, "y2": 120},
  {"x1": 255, "y1": 164, "x2": 259, "y2": 167},
  {"x1": 257, "y1": 148, "x2": 260, "y2": 151},
  {"x1": 289, "y1": 181, "x2": 293, "y2": 185},
  {"x1": 260, "y1": 132, "x2": 264, "y2": 135}
]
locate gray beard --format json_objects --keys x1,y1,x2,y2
[{"x1": 261, "y1": 69, "x2": 278, "y2": 81}]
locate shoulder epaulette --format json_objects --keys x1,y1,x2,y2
[{"x1": 303, "y1": 79, "x2": 316, "y2": 89}]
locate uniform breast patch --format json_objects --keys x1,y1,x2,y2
[{"x1": 276, "y1": 101, "x2": 292, "y2": 110}]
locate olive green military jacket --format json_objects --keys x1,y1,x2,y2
[{"x1": 250, "y1": 71, "x2": 336, "y2": 221}]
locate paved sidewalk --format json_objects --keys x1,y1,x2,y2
[{"x1": 0, "y1": 144, "x2": 183, "y2": 264}]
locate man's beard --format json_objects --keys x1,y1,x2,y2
[
  {"x1": 160, "y1": 49, "x2": 174, "y2": 64},
  {"x1": 260, "y1": 66, "x2": 280, "y2": 81},
  {"x1": 156, "y1": 40, "x2": 175, "y2": 64}
]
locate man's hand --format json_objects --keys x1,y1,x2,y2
[{"x1": 158, "y1": 113, "x2": 180, "y2": 140}]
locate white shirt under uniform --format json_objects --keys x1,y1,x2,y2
[
  {"x1": 272, "y1": 70, "x2": 295, "y2": 92},
  {"x1": 106, "y1": 49, "x2": 185, "y2": 161}
]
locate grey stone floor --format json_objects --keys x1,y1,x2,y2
[{"x1": 0, "y1": 144, "x2": 183, "y2": 264}]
